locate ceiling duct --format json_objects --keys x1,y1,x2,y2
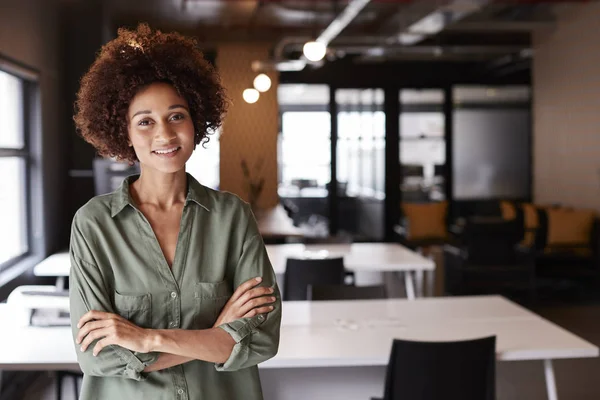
[{"x1": 253, "y1": 0, "x2": 371, "y2": 72}]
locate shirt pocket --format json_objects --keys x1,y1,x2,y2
[
  {"x1": 114, "y1": 292, "x2": 152, "y2": 328},
  {"x1": 194, "y1": 281, "x2": 232, "y2": 329}
]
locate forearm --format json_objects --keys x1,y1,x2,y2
[
  {"x1": 148, "y1": 327, "x2": 236, "y2": 364},
  {"x1": 143, "y1": 352, "x2": 194, "y2": 372}
]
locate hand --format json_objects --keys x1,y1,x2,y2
[
  {"x1": 76, "y1": 310, "x2": 153, "y2": 356},
  {"x1": 214, "y1": 277, "x2": 276, "y2": 327}
]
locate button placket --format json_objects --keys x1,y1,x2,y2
[{"x1": 170, "y1": 290, "x2": 180, "y2": 328}]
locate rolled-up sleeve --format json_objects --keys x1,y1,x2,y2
[
  {"x1": 215, "y1": 206, "x2": 282, "y2": 371},
  {"x1": 69, "y1": 214, "x2": 158, "y2": 381}
]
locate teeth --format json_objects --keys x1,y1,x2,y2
[{"x1": 154, "y1": 147, "x2": 179, "y2": 154}]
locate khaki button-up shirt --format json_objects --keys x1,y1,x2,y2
[{"x1": 69, "y1": 173, "x2": 281, "y2": 400}]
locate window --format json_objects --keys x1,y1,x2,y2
[
  {"x1": 0, "y1": 67, "x2": 31, "y2": 270},
  {"x1": 277, "y1": 84, "x2": 331, "y2": 198},
  {"x1": 336, "y1": 88, "x2": 386, "y2": 198},
  {"x1": 399, "y1": 89, "x2": 446, "y2": 202}
]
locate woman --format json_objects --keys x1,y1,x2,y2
[{"x1": 70, "y1": 24, "x2": 281, "y2": 400}]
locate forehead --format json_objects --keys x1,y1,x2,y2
[{"x1": 129, "y1": 82, "x2": 188, "y2": 112}]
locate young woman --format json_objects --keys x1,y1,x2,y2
[{"x1": 69, "y1": 24, "x2": 281, "y2": 399}]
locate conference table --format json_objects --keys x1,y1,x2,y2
[
  {"x1": 34, "y1": 243, "x2": 435, "y2": 300},
  {"x1": 0, "y1": 296, "x2": 597, "y2": 400}
]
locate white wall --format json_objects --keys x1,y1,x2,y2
[{"x1": 533, "y1": 3, "x2": 600, "y2": 211}]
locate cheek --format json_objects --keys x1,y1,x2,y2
[{"x1": 129, "y1": 130, "x2": 149, "y2": 148}]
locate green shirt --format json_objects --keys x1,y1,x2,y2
[{"x1": 69, "y1": 173, "x2": 281, "y2": 400}]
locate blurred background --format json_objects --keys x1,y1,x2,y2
[{"x1": 1, "y1": 0, "x2": 600, "y2": 399}]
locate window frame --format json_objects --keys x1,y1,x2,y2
[{"x1": 0, "y1": 56, "x2": 38, "y2": 273}]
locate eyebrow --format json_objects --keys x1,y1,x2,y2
[{"x1": 131, "y1": 104, "x2": 189, "y2": 119}]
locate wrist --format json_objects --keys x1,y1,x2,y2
[{"x1": 144, "y1": 329, "x2": 163, "y2": 353}]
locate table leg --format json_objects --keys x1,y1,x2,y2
[
  {"x1": 544, "y1": 359, "x2": 558, "y2": 400},
  {"x1": 414, "y1": 270, "x2": 424, "y2": 298},
  {"x1": 426, "y1": 270, "x2": 435, "y2": 297},
  {"x1": 56, "y1": 277, "x2": 65, "y2": 291},
  {"x1": 404, "y1": 271, "x2": 415, "y2": 301}
]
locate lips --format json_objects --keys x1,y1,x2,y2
[{"x1": 152, "y1": 146, "x2": 181, "y2": 157}]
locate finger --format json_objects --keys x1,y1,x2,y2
[
  {"x1": 238, "y1": 286, "x2": 274, "y2": 305},
  {"x1": 77, "y1": 310, "x2": 116, "y2": 329},
  {"x1": 238, "y1": 296, "x2": 277, "y2": 317},
  {"x1": 92, "y1": 338, "x2": 111, "y2": 357},
  {"x1": 80, "y1": 327, "x2": 111, "y2": 352},
  {"x1": 76, "y1": 320, "x2": 108, "y2": 344},
  {"x1": 242, "y1": 305, "x2": 274, "y2": 319},
  {"x1": 229, "y1": 277, "x2": 263, "y2": 303}
]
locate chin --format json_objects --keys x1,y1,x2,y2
[{"x1": 139, "y1": 151, "x2": 192, "y2": 174}]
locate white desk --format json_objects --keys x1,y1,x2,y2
[
  {"x1": 33, "y1": 252, "x2": 70, "y2": 290},
  {"x1": 255, "y1": 205, "x2": 304, "y2": 239},
  {"x1": 0, "y1": 296, "x2": 596, "y2": 400},
  {"x1": 33, "y1": 243, "x2": 435, "y2": 300},
  {"x1": 266, "y1": 243, "x2": 435, "y2": 299}
]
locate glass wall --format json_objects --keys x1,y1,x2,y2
[
  {"x1": 453, "y1": 86, "x2": 530, "y2": 200},
  {"x1": 336, "y1": 88, "x2": 386, "y2": 240},
  {"x1": 399, "y1": 89, "x2": 446, "y2": 202},
  {"x1": 277, "y1": 84, "x2": 331, "y2": 235}
]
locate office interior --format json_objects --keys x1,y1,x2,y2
[{"x1": 1, "y1": 0, "x2": 600, "y2": 399}]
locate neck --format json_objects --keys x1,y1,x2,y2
[{"x1": 130, "y1": 167, "x2": 188, "y2": 210}]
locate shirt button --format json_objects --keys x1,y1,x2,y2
[
  {"x1": 171, "y1": 291, "x2": 177, "y2": 298},
  {"x1": 258, "y1": 315, "x2": 265, "y2": 322},
  {"x1": 178, "y1": 389, "x2": 184, "y2": 395},
  {"x1": 170, "y1": 321, "x2": 176, "y2": 327}
]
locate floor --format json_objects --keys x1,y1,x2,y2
[{"x1": 19, "y1": 249, "x2": 600, "y2": 399}]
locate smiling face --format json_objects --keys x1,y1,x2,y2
[{"x1": 127, "y1": 82, "x2": 195, "y2": 174}]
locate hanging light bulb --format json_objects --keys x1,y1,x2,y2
[
  {"x1": 303, "y1": 41, "x2": 326, "y2": 62},
  {"x1": 253, "y1": 73, "x2": 271, "y2": 92},
  {"x1": 243, "y1": 88, "x2": 259, "y2": 104}
]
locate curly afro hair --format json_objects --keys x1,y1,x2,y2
[{"x1": 74, "y1": 23, "x2": 228, "y2": 162}]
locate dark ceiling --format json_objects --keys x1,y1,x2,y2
[{"x1": 105, "y1": 0, "x2": 583, "y2": 69}]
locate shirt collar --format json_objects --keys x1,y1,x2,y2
[{"x1": 110, "y1": 172, "x2": 211, "y2": 218}]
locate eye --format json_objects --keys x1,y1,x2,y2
[
  {"x1": 170, "y1": 113, "x2": 185, "y2": 121},
  {"x1": 138, "y1": 118, "x2": 153, "y2": 126}
]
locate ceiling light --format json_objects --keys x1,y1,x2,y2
[
  {"x1": 303, "y1": 41, "x2": 327, "y2": 62},
  {"x1": 253, "y1": 73, "x2": 272, "y2": 92},
  {"x1": 243, "y1": 88, "x2": 259, "y2": 104}
]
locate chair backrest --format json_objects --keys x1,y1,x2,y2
[
  {"x1": 383, "y1": 336, "x2": 496, "y2": 400},
  {"x1": 283, "y1": 257, "x2": 345, "y2": 301},
  {"x1": 307, "y1": 284, "x2": 386, "y2": 301}
]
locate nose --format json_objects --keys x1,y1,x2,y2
[{"x1": 154, "y1": 122, "x2": 177, "y2": 143}]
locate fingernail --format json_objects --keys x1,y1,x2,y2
[
  {"x1": 76, "y1": 339, "x2": 80, "y2": 344},
  {"x1": 270, "y1": 297, "x2": 276, "y2": 301},
  {"x1": 80, "y1": 347, "x2": 83, "y2": 352},
  {"x1": 255, "y1": 277, "x2": 262, "y2": 282},
  {"x1": 268, "y1": 288, "x2": 274, "y2": 293},
  {"x1": 269, "y1": 306, "x2": 274, "y2": 310},
  {"x1": 93, "y1": 353, "x2": 97, "y2": 357}
]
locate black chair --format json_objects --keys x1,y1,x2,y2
[
  {"x1": 372, "y1": 336, "x2": 496, "y2": 400},
  {"x1": 283, "y1": 257, "x2": 346, "y2": 301},
  {"x1": 307, "y1": 284, "x2": 386, "y2": 300},
  {"x1": 444, "y1": 219, "x2": 537, "y2": 303}
]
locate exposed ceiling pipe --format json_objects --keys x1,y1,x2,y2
[
  {"x1": 253, "y1": 0, "x2": 371, "y2": 72},
  {"x1": 391, "y1": 0, "x2": 493, "y2": 46}
]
